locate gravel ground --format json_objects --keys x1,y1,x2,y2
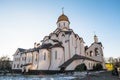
[{"x1": 79, "y1": 71, "x2": 119, "y2": 80}]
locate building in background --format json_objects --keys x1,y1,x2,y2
[{"x1": 12, "y1": 12, "x2": 105, "y2": 74}]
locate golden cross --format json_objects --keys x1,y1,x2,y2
[{"x1": 62, "y1": 7, "x2": 64, "y2": 14}]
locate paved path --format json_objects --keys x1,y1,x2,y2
[{"x1": 79, "y1": 71, "x2": 119, "y2": 80}]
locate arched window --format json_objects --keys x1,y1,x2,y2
[
  {"x1": 14, "y1": 64, "x2": 16, "y2": 68},
  {"x1": 25, "y1": 57, "x2": 26, "y2": 61},
  {"x1": 95, "y1": 48, "x2": 99, "y2": 56},
  {"x1": 59, "y1": 23, "x2": 60, "y2": 27},
  {"x1": 55, "y1": 51, "x2": 57, "y2": 60},
  {"x1": 17, "y1": 64, "x2": 19, "y2": 68},
  {"x1": 89, "y1": 63, "x2": 90, "y2": 68},
  {"x1": 44, "y1": 52, "x2": 46, "y2": 60},
  {"x1": 90, "y1": 51, "x2": 93, "y2": 56},
  {"x1": 62, "y1": 34, "x2": 65, "y2": 37},
  {"x1": 36, "y1": 54, "x2": 38, "y2": 61},
  {"x1": 91, "y1": 63, "x2": 93, "y2": 67},
  {"x1": 86, "y1": 52, "x2": 88, "y2": 55},
  {"x1": 63, "y1": 22, "x2": 65, "y2": 26}
]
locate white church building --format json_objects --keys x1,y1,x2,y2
[{"x1": 12, "y1": 12, "x2": 105, "y2": 74}]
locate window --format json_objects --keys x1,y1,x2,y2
[
  {"x1": 17, "y1": 64, "x2": 19, "y2": 68},
  {"x1": 91, "y1": 63, "x2": 92, "y2": 67},
  {"x1": 14, "y1": 64, "x2": 16, "y2": 68},
  {"x1": 101, "y1": 53, "x2": 103, "y2": 56},
  {"x1": 90, "y1": 51, "x2": 93, "y2": 56},
  {"x1": 22, "y1": 57, "x2": 24, "y2": 61},
  {"x1": 44, "y1": 52, "x2": 46, "y2": 60},
  {"x1": 89, "y1": 63, "x2": 90, "y2": 68},
  {"x1": 25, "y1": 57, "x2": 26, "y2": 61},
  {"x1": 63, "y1": 22, "x2": 65, "y2": 26},
  {"x1": 86, "y1": 52, "x2": 88, "y2": 55},
  {"x1": 95, "y1": 48, "x2": 99, "y2": 56},
  {"x1": 16, "y1": 52, "x2": 18, "y2": 55},
  {"x1": 55, "y1": 51, "x2": 57, "y2": 60},
  {"x1": 59, "y1": 23, "x2": 60, "y2": 27},
  {"x1": 29, "y1": 58, "x2": 31, "y2": 62},
  {"x1": 20, "y1": 64, "x2": 21, "y2": 68},
  {"x1": 62, "y1": 34, "x2": 65, "y2": 37},
  {"x1": 36, "y1": 54, "x2": 38, "y2": 61}
]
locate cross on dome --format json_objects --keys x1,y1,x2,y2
[
  {"x1": 57, "y1": 8, "x2": 70, "y2": 23},
  {"x1": 62, "y1": 7, "x2": 64, "y2": 14}
]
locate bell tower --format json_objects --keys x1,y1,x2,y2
[{"x1": 94, "y1": 35, "x2": 98, "y2": 43}]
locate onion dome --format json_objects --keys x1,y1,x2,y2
[{"x1": 57, "y1": 14, "x2": 70, "y2": 23}]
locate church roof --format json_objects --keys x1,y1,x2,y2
[
  {"x1": 21, "y1": 63, "x2": 32, "y2": 67},
  {"x1": 57, "y1": 14, "x2": 70, "y2": 23},
  {"x1": 18, "y1": 48, "x2": 26, "y2": 52},
  {"x1": 50, "y1": 42, "x2": 63, "y2": 48},
  {"x1": 88, "y1": 42, "x2": 103, "y2": 49},
  {"x1": 40, "y1": 43, "x2": 52, "y2": 49},
  {"x1": 52, "y1": 39, "x2": 59, "y2": 42},
  {"x1": 20, "y1": 48, "x2": 39, "y2": 53},
  {"x1": 97, "y1": 42, "x2": 103, "y2": 47},
  {"x1": 59, "y1": 54, "x2": 101, "y2": 68},
  {"x1": 63, "y1": 31, "x2": 72, "y2": 35},
  {"x1": 13, "y1": 48, "x2": 26, "y2": 56},
  {"x1": 85, "y1": 46, "x2": 89, "y2": 51}
]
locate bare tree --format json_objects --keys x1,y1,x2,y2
[
  {"x1": 108, "y1": 57, "x2": 114, "y2": 64},
  {"x1": 0, "y1": 56, "x2": 11, "y2": 71}
]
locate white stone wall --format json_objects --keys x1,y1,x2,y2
[
  {"x1": 86, "y1": 43, "x2": 105, "y2": 69},
  {"x1": 66, "y1": 60, "x2": 83, "y2": 70},
  {"x1": 64, "y1": 40, "x2": 70, "y2": 62},
  {"x1": 86, "y1": 43, "x2": 103, "y2": 62},
  {"x1": 38, "y1": 49, "x2": 50, "y2": 70},
  {"x1": 66, "y1": 59, "x2": 97, "y2": 70},
  {"x1": 20, "y1": 53, "x2": 26, "y2": 69},
  {"x1": 26, "y1": 52, "x2": 33, "y2": 64},
  {"x1": 70, "y1": 33, "x2": 76, "y2": 57},
  {"x1": 80, "y1": 42, "x2": 85, "y2": 56},
  {"x1": 12, "y1": 52, "x2": 21, "y2": 69},
  {"x1": 50, "y1": 34, "x2": 58, "y2": 40},
  {"x1": 84, "y1": 60, "x2": 97, "y2": 70},
  {"x1": 49, "y1": 47, "x2": 64, "y2": 70},
  {"x1": 58, "y1": 32, "x2": 65, "y2": 42},
  {"x1": 57, "y1": 21, "x2": 69, "y2": 29},
  {"x1": 76, "y1": 38, "x2": 81, "y2": 55},
  {"x1": 30, "y1": 51, "x2": 39, "y2": 70},
  {"x1": 12, "y1": 15, "x2": 105, "y2": 71}
]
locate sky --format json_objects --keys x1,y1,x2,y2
[{"x1": 0, "y1": 0, "x2": 120, "y2": 60}]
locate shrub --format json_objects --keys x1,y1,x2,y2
[
  {"x1": 93, "y1": 63, "x2": 103, "y2": 71},
  {"x1": 75, "y1": 63, "x2": 87, "y2": 71}
]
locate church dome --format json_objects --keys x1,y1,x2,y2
[{"x1": 57, "y1": 14, "x2": 70, "y2": 23}]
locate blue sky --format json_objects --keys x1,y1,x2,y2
[{"x1": 0, "y1": 0, "x2": 120, "y2": 59}]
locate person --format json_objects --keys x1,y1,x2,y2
[
  {"x1": 87, "y1": 70, "x2": 90, "y2": 80},
  {"x1": 112, "y1": 66, "x2": 118, "y2": 76},
  {"x1": 117, "y1": 67, "x2": 120, "y2": 78}
]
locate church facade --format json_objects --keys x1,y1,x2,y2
[{"x1": 12, "y1": 12, "x2": 105, "y2": 74}]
